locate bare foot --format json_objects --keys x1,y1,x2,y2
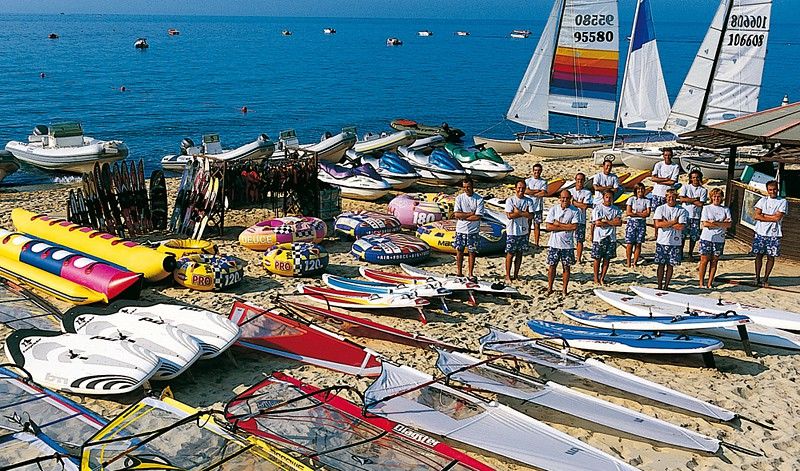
[
  {"x1": 763, "y1": 280, "x2": 770, "y2": 287},
  {"x1": 505, "y1": 278, "x2": 513, "y2": 285}
]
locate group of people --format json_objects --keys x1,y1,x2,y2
[{"x1": 451, "y1": 148, "x2": 788, "y2": 295}]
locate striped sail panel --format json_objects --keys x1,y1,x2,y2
[
  {"x1": 506, "y1": 0, "x2": 565, "y2": 129},
  {"x1": 666, "y1": 0, "x2": 771, "y2": 135},
  {"x1": 549, "y1": 0, "x2": 619, "y2": 121},
  {"x1": 618, "y1": 0, "x2": 670, "y2": 130}
]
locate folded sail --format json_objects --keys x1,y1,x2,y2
[
  {"x1": 665, "y1": 0, "x2": 772, "y2": 134},
  {"x1": 618, "y1": 0, "x2": 670, "y2": 130}
]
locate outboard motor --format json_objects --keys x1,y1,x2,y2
[
  {"x1": 33, "y1": 125, "x2": 49, "y2": 136},
  {"x1": 258, "y1": 133, "x2": 270, "y2": 142},
  {"x1": 321, "y1": 131, "x2": 333, "y2": 141},
  {"x1": 180, "y1": 138, "x2": 194, "y2": 155}
]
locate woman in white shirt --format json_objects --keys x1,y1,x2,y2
[{"x1": 698, "y1": 188, "x2": 731, "y2": 288}]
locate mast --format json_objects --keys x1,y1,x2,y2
[
  {"x1": 695, "y1": 0, "x2": 734, "y2": 131},
  {"x1": 612, "y1": 0, "x2": 643, "y2": 149},
  {"x1": 549, "y1": 0, "x2": 569, "y2": 131}
]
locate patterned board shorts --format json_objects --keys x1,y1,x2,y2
[
  {"x1": 699, "y1": 240, "x2": 725, "y2": 257},
  {"x1": 683, "y1": 218, "x2": 701, "y2": 242},
  {"x1": 651, "y1": 195, "x2": 666, "y2": 209},
  {"x1": 547, "y1": 247, "x2": 575, "y2": 268},
  {"x1": 751, "y1": 234, "x2": 781, "y2": 257},
  {"x1": 454, "y1": 233, "x2": 480, "y2": 253},
  {"x1": 505, "y1": 234, "x2": 529, "y2": 254},
  {"x1": 531, "y1": 210, "x2": 543, "y2": 224},
  {"x1": 591, "y1": 238, "x2": 617, "y2": 260},
  {"x1": 575, "y1": 223, "x2": 586, "y2": 243},
  {"x1": 625, "y1": 218, "x2": 646, "y2": 244},
  {"x1": 654, "y1": 243, "x2": 682, "y2": 266}
]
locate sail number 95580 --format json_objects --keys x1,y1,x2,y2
[
  {"x1": 573, "y1": 31, "x2": 615, "y2": 43},
  {"x1": 574, "y1": 14, "x2": 615, "y2": 26}
]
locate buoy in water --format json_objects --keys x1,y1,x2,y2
[
  {"x1": 40, "y1": 72, "x2": 46, "y2": 78},
  {"x1": 241, "y1": 106, "x2": 248, "y2": 113},
  {"x1": 120, "y1": 86, "x2": 127, "y2": 92}
]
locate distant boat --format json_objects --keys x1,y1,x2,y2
[
  {"x1": 48, "y1": 33, "x2": 59, "y2": 39},
  {"x1": 281, "y1": 30, "x2": 292, "y2": 36},
  {"x1": 417, "y1": 30, "x2": 433, "y2": 37},
  {"x1": 167, "y1": 28, "x2": 180, "y2": 36},
  {"x1": 323, "y1": 28, "x2": 336, "y2": 34},
  {"x1": 510, "y1": 29, "x2": 531, "y2": 38},
  {"x1": 455, "y1": 31, "x2": 470, "y2": 36},
  {"x1": 134, "y1": 37, "x2": 148, "y2": 48},
  {"x1": 386, "y1": 37, "x2": 403, "y2": 46}
]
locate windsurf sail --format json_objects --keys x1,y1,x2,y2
[
  {"x1": 229, "y1": 300, "x2": 382, "y2": 377},
  {"x1": 480, "y1": 327, "x2": 736, "y2": 421},
  {"x1": 364, "y1": 363, "x2": 639, "y2": 471},
  {"x1": 0, "y1": 279, "x2": 62, "y2": 330},
  {"x1": 434, "y1": 349, "x2": 720, "y2": 452},
  {"x1": 224, "y1": 372, "x2": 493, "y2": 470},
  {"x1": 0, "y1": 432, "x2": 78, "y2": 471},
  {"x1": 665, "y1": 0, "x2": 772, "y2": 134},
  {"x1": 80, "y1": 395, "x2": 313, "y2": 471}
]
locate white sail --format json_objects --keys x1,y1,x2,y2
[
  {"x1": 665, "y1": 0, "x2": 772, "y2": 134},
  {"x1": 618, "y1": 0, "x2": 670, "y2": 130},
  {"x1": 506, "y1": 0, "x2": 564, "y2": 130}
]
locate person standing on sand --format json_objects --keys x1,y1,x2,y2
[
  {"x1": 545, "y1": 190, "x2": 579, "y2": 295},
  {"x1": 679, "y1": 169, "x2": 707, "y2": 262},
  {"x1": 649, "y1": 148, "x2": 680, "y2": 239},
  {"x1": 698, "y1": 188, "x2": 731, "y2": 288},
  {"x1": 624, "y1": 183, "x2": 651, "y2": 267},
  {"x1": 590, "y1": 160, "x2": 619, "y2": 244},
  {"x1": 591, "y1": 189, "x2": 622, "y2": 285},
  {"x1": 504, "y1": 180, "x2": 533, "y2": 284},
  {"x1": 453, "y1": 177, "x2": 484, "y2": 282},
  {"x1": 752, "y1": 180, "x2": 788, "y2": 287},
  {"x1": 569, "y1": 172, "x2": 592, "y2": 263},
  {"x1": 524, "y1": 163, "x2": 548, "y2": 248},
  {"x1": 653, "y1": 189, "x2": 687, "y2": 290}
]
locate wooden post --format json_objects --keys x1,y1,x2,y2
[{"x1": 725, "y1": 146, "x2": 737, "y2": 207}]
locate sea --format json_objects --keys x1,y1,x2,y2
[{"x1": 1, "y1": 12, "x2": 798, "y2": 185}]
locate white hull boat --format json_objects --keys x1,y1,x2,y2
[
  {"x1": 521, "y1": 138, "x2": 610, "y2": 159},
  {"x1": 161, "y1": 134, "x2": 275, "y2": 171},
  {"x1": 592, "y1": 148, "x2": 624, "y2": 166},
  {"x1": 6, "y1": 123, "x2": 127, "y2": 174},
  {"x1": 679, "y1": 155, "x2": 746, "y2": 180},
  {"x1": 318, "y1": 161, "x2": 391, "y2": 201},
  {"x1": 407, "y1": 135, "x2": 445, "y2": 152},
  {"x1": 620, "y1": 148, "x2": 663, "y2": 170},
  {"x1": 302, "y1": 130, "x2": 357, "y2": 163},
  {"x1": 473, "y1": 136, "x2": 524, "y2": 154},
  {"x1": 352, "y1": 130, "x2": 416, "y2": 154}
]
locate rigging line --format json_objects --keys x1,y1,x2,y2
[
  {"x1": 225, "y1": 385, "x2": 358, "y2": 421},
  {"x1": 0, "y1": 452, "x2": 73, "y2": 471},
  {"x1": 307, "y1": 430, "x2": 390, "y2": 459}
]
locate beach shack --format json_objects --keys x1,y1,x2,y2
[{"x1": 678, "y1": 102, "x2": 800, "y2": 261}]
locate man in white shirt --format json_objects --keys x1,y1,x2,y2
[
  {"x1": 650, "y1": 148, "x2": 680, "y2": 238},
  {"x1": 653, "y1": 189, "x2": 688, "y2": 290},
  {"x1": 453, "y1": 177, "x2": 485, "y2": 281},
  {"x1": 591, "y1": 190, "x2": 622, "y2": 286},
  {"x1": 545, "y1": 190, "x2": 579, "y2": 295},
  {"x1": 752, "y1": 180, "x2": 788, "y2": 287},
  {"x1": 524, "y1": 163, "x2": 547, "y2": 248},
  {"x1": 504, "y1": 180, "x2": 533, "y2": 284},
  {"x1": 698, "y1": 188, "x2": 731, "y2": 288},
  {"x1": 590, "y1": 160, "x2": 619, "y2": 243},
  {"x1": 569, "y1": 172, "x2": 593, "y2": 263},
  {"x1": 679, "y1": 169, "x2": 708, "y2": 262}
]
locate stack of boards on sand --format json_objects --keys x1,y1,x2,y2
[
  {"x1": 0, "y1": 290, "x2": 241, "y2": 395},
  {"x1": 169, "y1": 156, "x2": 222, "y2": 240},
  {"x1": 67, "y1": 159, "x2": 168, "y2": 237}
]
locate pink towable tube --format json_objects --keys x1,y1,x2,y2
[{"x1": 387, "y1": 194, "x2": 446, "y2": 229}]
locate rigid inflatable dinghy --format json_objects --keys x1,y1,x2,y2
[{"x1": 161, "y1": 133, "x2": 275, "y2": 171}]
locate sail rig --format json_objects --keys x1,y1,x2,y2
[{"x1": 665, "y1": 0, "x2": 772, "y2": 134}]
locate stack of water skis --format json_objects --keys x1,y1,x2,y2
[
  {"x1": 170, "y1": 156, "x2": 222, "y2": 239},
  {"x1": 67, "y1": 159, "x2": 168, "y2": 237}
]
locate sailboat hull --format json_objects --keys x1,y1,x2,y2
[{"x1": 521, "y1": 139, "x2": 610, "y2": 159}]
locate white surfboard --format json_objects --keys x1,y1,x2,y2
[
  {"x1": 61, "y1": 311, "x2": 202, "y2": 380},
  {"x1": 631, "y1": 286, "x2": 800, "y2": 332},
  {"x1": 562, "y1": 308, "x2": 751, "y2": 331},
  {"x1": 401, "y1": 263, "x2": 518, "y2": 295},
  {"x1": 596, "y1": 289, "x2": 800, "y2": 350},
  {"x1": 4, "y1": 329, "x2": 159, "y2": 395}
]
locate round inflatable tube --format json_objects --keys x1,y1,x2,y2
[
  {"x1": 12, "y1": 209, "x2": 175, "y2": 282},
  {"x1": 416, "y1": 220, "x2": 506, "y2": 255},
  {"x1": 174, "y1": 254, "x2": 244, "y2": 291},
  {"x1": 351, "y1": 233, "x2": 431, "y2": 265},
  {"x1": 387, "y1": 194, "x2": 447, "y2": 229},
  {"x1": 157, "y1": 239, "x2": 218, "y2": 259},
  {"x1": 334, "y1": 211, "x2": 402, "y2": 238},
  {"x1": 239, "y1": 216, "x2": 327, "y2": 251},
  {"x1": 262, "y1": 242, "x2": 329, "y2": 277},
  {"x1": 0, "y1": 228, "x2": 142, "y2": 301}
]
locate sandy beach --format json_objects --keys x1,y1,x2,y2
[{"x1": 2, "y1": 150, "x2": 799, "y2": 471}]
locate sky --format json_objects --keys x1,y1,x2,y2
[{"x1": 3, "y1": 0, "x2": 773, "y2": 21}]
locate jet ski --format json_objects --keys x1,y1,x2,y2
[
  {"x1": 444, "y1": 143, "x2": 513, "y2": 181},
  {"x1": 345, "y1": 149, "x2": 420, "y2": 190},
  {"x1": 318, "y1": 161, "x2": 391, "y2": 201},
  {"x1": 397, "y1": 146, "x2": 467, "y2": 185}
]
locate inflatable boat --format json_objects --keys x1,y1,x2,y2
[
  {"x1": 352, "y1": 130, "x2": 416, "y2": 154},
  {"x1": 5, "y1": 122, "x2": 128, "y2": 174},
  {"x1": 271, "y1": 128, "x2": 357, "y2": 163},
  {"x1": 161, "y1": 133, "x2": 275, "y2": 171},
  {"x1": 318, "y1": 162, "x2": 391, "y2": 201},
  {"x1": 390, "y1": 119, "x2": 465, "y2": 142}
]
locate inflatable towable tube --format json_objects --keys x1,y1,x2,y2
[
  {"x1": 156, "y1": 239, "x2": 218, "y2": 259},
  {"x1": 12, "y1": 209, "x2": 175, "y2": 282},
  {"x1": 239, "y1": 216, "x2": 327, "y2": 251},
  {"x1": 262, "y1": 242, "x2": 329, "y2": 277},
  {"x1": 174, "y1": 254, "x2": 244, "y2": 291}
]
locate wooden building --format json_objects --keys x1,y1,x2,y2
[{"x1": 679, "y1": 103, "x2": 800, "y2": 261}]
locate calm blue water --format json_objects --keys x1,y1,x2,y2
[{"x1": 1, "y1": 13, "x2": 798, "y2": 185}]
